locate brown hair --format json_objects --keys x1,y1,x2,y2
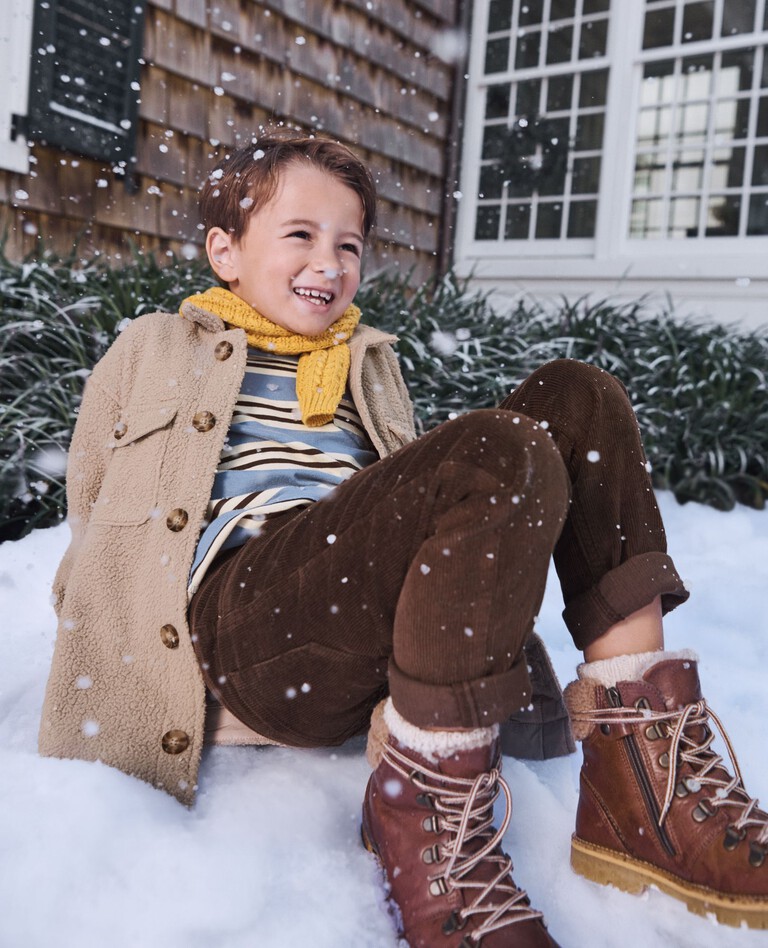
[{"x1": 199, "y1": 131, "x2": 377, "y2": 242}]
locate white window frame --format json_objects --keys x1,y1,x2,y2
[
  {"x1": 456, "y1": 0, "x2": 768, "y2": 284},
  {"x1": 0, "y1": 0, "x2": 34, "y2": 174}
]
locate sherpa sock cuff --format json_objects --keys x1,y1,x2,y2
[
  {"x1": 383, "y1": 697, "x2": 497, "y2": 762},
  {"x1": 577, "y1": 648, "x2": 699, "y2": 688}
]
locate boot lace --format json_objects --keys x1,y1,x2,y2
[
  {"x1": 574, "y1": 698, "x2": 768, "y2": 846},
  {"x1": 383, "y1": 741, "x2": 543, "y2": 941}
]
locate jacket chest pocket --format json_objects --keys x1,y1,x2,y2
[{"x1": 91, "y1": 403, "x2": 178, "y2": 526}]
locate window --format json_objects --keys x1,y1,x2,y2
[
  {"x1": 21, "y1": 0, "x2": 147, "y2": 166},
  {"x1": 459, "y1": 0, "x2": 768, "y2": 263},
  {"x1": 0, "y1": 0, "x2": 35, "y2": 173},
  {"x1": 632, "y1": 0, "x2": 768, "y2": 239}
]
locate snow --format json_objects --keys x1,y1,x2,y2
[{"x1": 1, "y1": 493, "x2": 766, "y2": 947}]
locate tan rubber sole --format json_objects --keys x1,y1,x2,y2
[{"x1": 571, "y1": 835, "x2": 768, "y2": 930}]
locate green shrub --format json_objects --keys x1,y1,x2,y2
[{"x1": 2, "y1": 253, "x2": 767, "y2": 541}]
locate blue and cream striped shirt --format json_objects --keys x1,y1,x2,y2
[{"x1": 189, "y1": 350, "x2": 377, "y2": 593}]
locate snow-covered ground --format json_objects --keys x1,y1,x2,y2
[{"x1": 0, "y1": 493, "x2": 766, "y2": 948}]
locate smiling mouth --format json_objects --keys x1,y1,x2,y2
[{"x1": 294, "y1": 287, "x2": 334, "y2": 306}]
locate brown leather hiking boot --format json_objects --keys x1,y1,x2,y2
[
  {"x1": 361, "y1": 735, "x2": 559, "y2": 946},
  {"x1": 564, "y1": 658, "x2": 768, "y2": 929}
]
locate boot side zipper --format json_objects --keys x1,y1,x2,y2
[{"x1": 607, "y1": 687, "x2": 676, "y2": 858}]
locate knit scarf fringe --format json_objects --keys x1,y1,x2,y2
[{"x1": 182, "y1": 286, "x2": 361, "y2": 427}]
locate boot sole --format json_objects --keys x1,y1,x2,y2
[{"x1": 571, "y1": 835, "x2": 768, "y2": 930}]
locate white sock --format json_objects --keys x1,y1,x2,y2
[
  {"x1": 577, "y1": 648, "x2": 698, "y2": 688},
  {"x1": 383, "y1": 697, "x2": 497, "y2": 763}
]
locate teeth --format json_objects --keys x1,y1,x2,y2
[{"x1": 295, "y1": 288, "x2": 333, "y2": 303}]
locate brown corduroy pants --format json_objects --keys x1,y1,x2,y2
[{"x1": 189, "y1": 359, "x2": 688, "y2": 746}]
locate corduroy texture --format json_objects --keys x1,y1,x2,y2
[{"x1": 181, "y1": 286, "x2": 361, "y2": 427}]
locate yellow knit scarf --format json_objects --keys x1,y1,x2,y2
[{"x1": 183, "y1": 286, "x2": 361, "y2": 427}]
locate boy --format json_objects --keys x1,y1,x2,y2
[{"x1": 41, "y1": 132, "x2": 768, "y2": 946}]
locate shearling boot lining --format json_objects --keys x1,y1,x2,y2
[
  {"x1": 382, "y1": 697, "x2": 497, "y2": 763},
  {"x1": 576, "y1": 648, "x2": 699, "y2": 688}
]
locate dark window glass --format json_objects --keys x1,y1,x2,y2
[
  {"x1": 706, "y1": 195, "x2": 741, "y2": 235},
  {"x1": 575, "y1": 111, "x2": 605, "y2": 149},
  {"x1": 711, "y1": 146, "x2": 746, "y2": 188},
  {"x1": 24, "y1": 0, "x2": 146, "y2": 163},
  {"x1": 721, "y1": 49, "x2": 754, "y2": 92},
  {"x1": 515, "y1": 31, "x2": 541, "y2": 68},
  {"x1": 721, "y1": 0, "x2": 755, "y2": 37},
  {"x1": 515, "y1": 79, "x2": 542, "y2": 115},
  {"x1": 578, "y1": 18, "x2": 608, "y2": 58},
  {"x1": 583, "y1": 0, "x2": 610, "y2": 13},
  {"x1": 757, "y1": 97, "x2": 768, "y2": 136},
  {"x1": 519, "y1": 0, "x2": 544, "y2": 26},
  {"x1": 643, "y1": 7, "x2": 675, "y2": 49},
  {"x1": 535, "y1": 202, "x2": 563, "y2": 237},
  {"x1": 567, "y1": 200, "x2": 597, "y2": 236},
  {"x1": 682, "y1": 2, "x2": 714, "y2": 43},
  {"x1": 747, "y1": 194, "x2": 768, "y2": 234},
  {"x1": 753, "y1": 145, "x2": 768, "y2": 186},
  {"x1": 482, "y1": 124, "x2": 509, "y2": 161},
  {"x1": 475, "y1": 205, "x2": 502, "y2": 239},
  {"x1": 504, "y1": 203, "x2": 532, "y2": 239},
  {"x1": 572, "y1": 156, "x2": 602, "y2": 193},
  {"x1": 488, "y1": 0, "x2": 513, "y2": 32},
  {"x1": 579, "y1": 69, "x2": 608, "y2": 107},
  {"x1": 550, "y1": 0, "x2": 576, "y2": 20},
  {"x1": 547, "y1": 74, "x2": 573, "y2": 111},
  {"x1": 479, "y1": 164, "x2": 507, "y2": 199},
  {"x1": 485, "y1": 37, "x2": 510, "y2": 73},
  {"x1": 547, "y1": 24, "x2": 573, "y2": 63},
  {"x1": 486, "y1": 83, "x2": 511, "y2": 119}
]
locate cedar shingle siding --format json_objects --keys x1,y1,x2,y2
[{"x1": 1, "y1": 0, "x2": 462, "y2": 281}]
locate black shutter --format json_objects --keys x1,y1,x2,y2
[{"x1": 23, "y1": 0, "x2": 147, "y2": 164}]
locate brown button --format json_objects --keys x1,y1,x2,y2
[
  {"x1": 160, "y1": 624, "x2": 180, "y2": 649},
  {"x1": 113, "y1": 421, "x2": 127, "y2": 440},
  {"x1": 192, "y1": 410, "x2": 216, "y2": 432},
  {"x1": 166, "y1": 508, "x2": 189, "y2": 531},
  {"x1": 161, "y1": 729, "x2": 190, "y2": 754},
  {"x1": 214, "y1": 340, "x2": 233, "y2": 361}
]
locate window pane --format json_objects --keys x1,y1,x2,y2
[
  {"x1": 572, "y1": 155, "x2": 601, "y2": 192},
  {"x1": 546, "y1": 24, "x2": 573, "y2": 63},
  {"x1": 643, "y1": 7, "x2": 675, "y2": 49},
  {"x1": 567, "y1": 199, "x2": 597, "y2": 236},
  {"x1": 579, "y1": 18, "x2": 608, "y2": 59},
  {"x1": 485, "y1": 37, "x2": 510, "y2": 73},
  {"x1": 706, "y1": 195, "x2": 741, "y2": 235},
  {"x1": 747, "y1": 194, "x2": 768, "y2": 234},
  {"x1": 682, "y1": 2, "x2": 714, "y2": 43},
  {"x1": 575, "y1": 111, "x2": 605, "y2": 149},
  {"x1": 505, "y1": 203, "x2": 532, "y2": 238},
  {"x1": 758, "y1": 96, "x2": 768, "y2": 136},
  {"x1": 681, "y1": 54, "x2": 713, "y2": 98},
  {"x1": 550, "y1": 0, "x2": 576, "y2": 20},
  {"x1": 488, "y1": 0, "x2": 513, "y2": 32},
  {"x1": 516, "y1": 79, "x2": 542, "y2": 115},
  {"x1": 672, "y1": 149, "x2": 705, "y2": 190},
  {"x1": 715, "y1": 99, "x2": 750, "y2": 139},
  {"x1": 753, "y1": 145, "x2": 768, "y2": 186},
  {"x1": 635, "y1": 152, "x2": 667, "y2": 192},
  {"x1": 630, "y1": 198, "x2": 665, "y2": 237},
  {"x1": 711, "y1": 146, "x2": 745, "y2": 188},
  {"x1": 519, "y1": 0, "x2": 544, "y2": 26},
  {"x1": 515, "y1": 31, "x2": 541, "y2": 68},
  {"x1": 579, "y1": 68, "x2": 608, "y2": 107},
  {"x1": 676, "y1": 102, "x2": 709, "y2": 144},
  {"x1": 721, "y1": 0, "x2": 756, "y2": 37},
  {"x1": 535, "y1": 202, "x2": 563, "y2": 237},
  {"x1": 583, "y1": 0, "x2": 610, "y2": 13},
  {"x1": 669, "y1": 196, "x2": 700, "y2": 236},
  {"x1": 480, "y1": 164, "x2": 507, "y2": 198},
  {"x1": 476, "y1": 205, "x2": 502, "y2": 239},
  {"x1": 637, "y1": 105, "x2": 672, "y2": 147},
  {"x1": 547, "y1": 74, "x2": 573, "y2": 111},
  {"x1": 482, "y1": 124, "x2": 508, "y2": 160},
  {"x1": 486, "y1": 84, "x2": 511, "y2": 119}
]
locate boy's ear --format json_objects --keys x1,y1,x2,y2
[{"x1": 205, "y1": 227, "x2": 239, "y2": 283}]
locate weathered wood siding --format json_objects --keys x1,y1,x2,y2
[{"x1": 0, "y1": 0, "x2": 463, "y2": 282}]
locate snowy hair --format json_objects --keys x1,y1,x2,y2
[{"x1": 199, "y1": 131, "x2": 377, "y2": 242}]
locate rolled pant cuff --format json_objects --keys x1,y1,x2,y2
[
  {"x1": 387, "y1": 654, "x2": 533, "y2": 730},
  {"x1": 564, "y1": 551, "x2": 690, "y2": 651}
]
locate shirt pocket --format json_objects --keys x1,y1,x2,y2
[{"x1": 90, "y1": 402, "x2": 178, "y2": 526}]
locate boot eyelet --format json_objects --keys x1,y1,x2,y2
[
  {"x1": 600, "y1": 723, "x2": 611, "y2": 735},
  {"x1": 674, "y1": 781, "x2": 690, "y2": 798},
  {"x1": 723, "y1": 825, "x2": 747, "y2": 851},
  {"x1": 422, "y1": 844, "x2": 443, "y2": 865},
  {"x1": 634, "y1": 697, "x2": 652, "y2": 710},
  {"x1": 442, "y1": 910, "x2": 467, "y2": 934},
  {"x1": 429, "y1": 877, "x2": 449, "y2": 896},
  {"x1": 409, "y1": 768, "x2": 426, "y2": 783},
  {"x1": 422, "y1": 815, "x2": 441, "y2": 833},
  {"x1": 645, "y1": 724, "x2": 663, "y2": 740},
  {"x1": 692, "y1": 800, "x2": 715, "y2": 822},
  {"x1": 415, "y1": 792, "x2": 435, "y2": 810},
  {"x1": 749, "y1": 842, "x2": 766, "y2": 868},
  {"x1": 658, "y1": 752, "x2": 670, "y2": 769}
]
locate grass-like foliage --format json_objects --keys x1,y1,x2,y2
[{"x1": 2, "y1": 252, "x2": 767, "y2": 541}]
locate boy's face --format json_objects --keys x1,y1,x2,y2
[{"x1": 206, "y1": 162, "x2": 365, "y2": 336}]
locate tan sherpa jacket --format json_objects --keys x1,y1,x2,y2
[{"x1": 38, "y1": 298, "x2": 417, "y2": 805}]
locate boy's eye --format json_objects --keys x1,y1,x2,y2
[
  {"x1": 341, "y1": 243, "x2": 362, "y2": 256},
  {"x1": 289, "y1": 230, "x2": 311, "y2": 240}
]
